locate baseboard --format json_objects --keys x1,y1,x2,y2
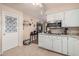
[
  {"x1": 39, "y1": 47, "x2": 68, "y2": 56},
  {"x1": 2, "y1": 46, "x2": 18, "y2": 53}
]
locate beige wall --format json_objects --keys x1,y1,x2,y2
[
  {"x1": 46, "y1": 3, "x2": 79, "y2": 14},
  {"x1": 23, "y1": 15, "x2": 38, "y2": 40},
  {"x1": 0, "y1": 5, "x2": 2, "y2": 55}
]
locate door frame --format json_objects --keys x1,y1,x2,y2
[{"x1": 1, "y1": 10, "x2": 19, "y2": 53}]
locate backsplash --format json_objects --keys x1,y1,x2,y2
[
  {"x1": 46, "y1": 27, "x2": 79, "y2": 35},
  {"x1": 46, "y1": 27, "x2": 64, "y2": 34},
  {"x1": 67, "y1": 27, "x2": 79, "y2": 35}
]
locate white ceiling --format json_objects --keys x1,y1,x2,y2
[
  {"x1": 2, "y1": 3, "x2": 79, "y2": 18},
  {"x1": 3, "y1": 3, "x2": 43, "y2": 17}
]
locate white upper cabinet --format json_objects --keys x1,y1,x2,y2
[
  {"x1": 47, "y1": 12, "x2": 64, "y2": 23},
  {"x1": 62, "y1": 9, "x2": 79, "y2": 27},
  {"x1": 47, "y1": 9, "x2": 79, "y2": 27}
]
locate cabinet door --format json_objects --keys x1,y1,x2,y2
[
  {"x1": 47, "y1": 14, "x2": 56, "y2": 23},
  {"x1": 47, "y1": 12, "x2": 64, "y2": 23},
  {"x1": 68, "y1": 37, "x2": 76, "y2": 56},
  {"x1": 54, "y1": 12, "x2": 64, "y2": 21},
  {"x1": 62, "y1": 37, "x2": 68, "y2": 55},
  {"x1": 74, "y1": 37, "x2": 79, "y2": 56},
  {"x1": 53, "y1": 36, "x2": 62, "y2": 53},
  {"x1": 38, "y1": 34, "x2": 46, "y2": 48},
  {"x1": 63, "y1": 9, "x2": 79, "y2": 27},
  {"x1": 38, "y1": 34, "x2": 52, "y2": 50},
  {"x1": 68, "y1": 37, "x2": 79, "y2": 56},
  {"x1": 44, "y1": 36, "x2": 53, "y2": 50}
]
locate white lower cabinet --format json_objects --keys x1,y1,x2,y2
[
  {"x1": 62, "y1": 37, "x2": 68, "y2": 55},
  {"x1": 68, "y1": 37, "x2": 76, "y2": 56},
  {"x1": 38, "y1": 34, "x2": 52, "y2": 50},
  {"x1": 68, "y1": 37, "x2": 79, "y2": 56},
  {"x1": 38, "y1": 33, "x2": 79, "y2": 56},
  {"x1": 75, "y1": 38, "x2": 79, "y2": 56},
  {"x1": 53, "y1": 36, "x2": 62, "y2": 53},
  {"x1": 38, "y1": 34, "x2": 46, "y2": 48},
  {"x1": 43, "y1": 35, "x2": 53, "y2": 50}
]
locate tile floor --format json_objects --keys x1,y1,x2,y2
[{"x1": 2, "y1": 44, "x2": 63, "y2": 56}]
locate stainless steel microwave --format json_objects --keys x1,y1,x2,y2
[{"x1": 47, "y1": 20, "x2": 62, "y2": 27}]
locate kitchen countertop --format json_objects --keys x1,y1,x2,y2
[{"x1": 39, "y1": 33, "x2": 79, "y2": 38}]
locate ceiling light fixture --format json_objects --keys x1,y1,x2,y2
[{"x1": 32, "y1": 3, "x2": 42, "y2": 7}]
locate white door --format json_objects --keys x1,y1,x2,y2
[
  {"x1": 53, "y1": 36, "x2": 62, "y2": 53},
  {"x1": 2, "y1": 11, "x2": 18, "y2": 52}
]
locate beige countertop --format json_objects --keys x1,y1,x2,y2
[{"x1": 39, "y1": 33, "x2": 79, "y2": 38}]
